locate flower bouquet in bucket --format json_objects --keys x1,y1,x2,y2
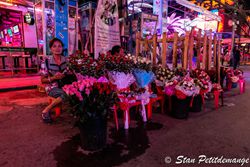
[
  {"x1": 175, "y1": 77, "x2": 200, "y2": 99},
  {"x1": 63, "y1": 76, "x2": 119, "y2": 151},
  {"x1": 153, "y1": 65, "x2": 175, "y2": 86},
  {"x1": 225, "y1": 68, "x2": 242, "y2": 88},
  {"x1": 164, "y1": 77, "x2": 179, "y2": 96},
  {"x1": 172, "y1": 77, "x2": 200, "y2": 118}
]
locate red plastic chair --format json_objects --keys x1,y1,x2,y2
[
  {"x1": 147, "y1": 86, "x2": 165, "y2": 120},
  {"x1": 213, "y1": 90, "x2": 224, "y2": 109},
  {"x1": 113, "y1": 96, "x2": 142, "y2": 130},
  {"x1": 238, "y1": 79, "x2": 245, "y2": 94},
  {"x1": 112, "y1": 86, "x2": 142, "y2": 130}
]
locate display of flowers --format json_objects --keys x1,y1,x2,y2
[
  {"x1": 153, "y1": 65, "x2": 175, "y2": 84},
  {"x1": 63, "y1": 76, "x2": 119, "y2": 123},
  {"x1": 68, "y1": 52, "x2": 104, "y2": 78},
  {"x1": 192, "y1": 69, "x2": 210, "y2": 81},
  {"x1": 98, "y1": 54, "x2": 134, "y2": 74},
  {"x1": 174, "y1": 67, "x2": 187, "y2": 77},
  {"x1": 68, "y1": 51, "x2": 90, "y2": 72},
  {"x1": 164, "y1": 77, "x2": 179, "y2": 96},
  {"x1": 125, "y1": 54, "x2": 152, "y2": 72},
  {"x1": 193, "y1": 78, "x2": 209, "y2": 91},
  {"x1": 234, "y1": 69, "x2": 244, "y2": 79},
  {"x1": 175, "y1": 77, "x2": 200, "y2": 99},
  {"x1": 191, "y1": 69, "x2": 211, "y2": 93},
  {"x1": 225, "y1": 68, "x2": 244, "y2": 83}
]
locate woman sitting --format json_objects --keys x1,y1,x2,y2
[{"x1": 41, "y1": 38, "x2": 68, "y2": 123}]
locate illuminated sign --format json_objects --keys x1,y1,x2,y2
[
  {"x1": 188, "y1": 0, "x2": 234, "y2": 10},
  {"x1": 196, "y1": 9, "x2": 219, "y2": 32}
]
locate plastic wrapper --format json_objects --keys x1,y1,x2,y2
[
  {"x1": 133, "y1": 69, "x2": 155, "y2": 88},
  {"x1": 108, "y1": 71, "x2": 135, "y2": 90}
]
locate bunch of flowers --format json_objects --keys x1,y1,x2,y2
[
  {"x1": 191, "y1": 69, "x2": 211, "y2": 93},
  {"x1": 123, "y1": 55, "x2": 154, "y2": 88},
  {"x1": 191, "y1": 69, "x2": 210, "y2": 81},
  {"x1": 175, "y1": 77, "x2": 200, "y2": 99},
  {"x1": 68, "y1": 52, "x2": 104, "y2": 78},
  {"x1": 133, "y1": 69, "x2": 155, "y2": 88},
  {"x1": 193, "y1": 78, "x2": 210, "y2": 93},
  {"x1": 98, "y1": 54, "x2": 133, "y2": 74},
  {"x1": 125, "y1": 54, "x2": 152, "y2": 72},
  {"x1": 212, "y1": 83, "x2": 223, "y2": 92},
  {"x1": 63, "y1": 76, "x2": 119, "y2": 123},
  {"x1": 108, "y1": 71, "x2": 135, "y2": 90},
  {"x1": 164, "y1": 77, "x2": 179, "y2": 96},
  {"x1": 234, "y1": 69, "x2": 244, "y2": 79},
  {"x1": 174, "y1": 67, "x2": 187, "y2": 78},
  {"x1": 153, "y1": 65, "x2": 175, "y2": 85},
  {"x1": 225, "y1": 68, "x2": 234, "y2": 77},
  {"x1": 225, "y1": 68, "x2": 241, "y2": 83}
]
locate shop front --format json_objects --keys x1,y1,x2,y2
[{"x1": 0, "y1": 2, "x2": 38, "y2": 77}]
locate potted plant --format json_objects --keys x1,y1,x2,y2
[{"x1": 63, "y1": 76, "x2": 119, "y2": 151}]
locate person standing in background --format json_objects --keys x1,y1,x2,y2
[{"x1": 233, "y1": 47, "x2": 241, "y2": 70}]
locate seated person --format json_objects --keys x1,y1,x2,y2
[
  {"x1": 111, "y1": 45, "x2": 125, "y2": 56},
  {"x1": 40, "y1": 38, "x2": 70, "y2": 123}
]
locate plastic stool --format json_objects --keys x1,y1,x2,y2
[{"x1": 48, "y1": 98, "x2": 61, "y2": 121}]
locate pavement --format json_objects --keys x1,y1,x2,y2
[
  {"x1": 1, "y1": 66, "x2": 250, "y2": 167},
  {"x1": 0, "y1": 75, "x2": 41, "y2": 92}
]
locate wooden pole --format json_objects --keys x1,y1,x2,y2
[
  {"x1": 181, "y1": 43, "x2": 184, "y2": 68},
  {"x1": 197, "y1": 29, "x2": 202, "y2": 69},
  {"x1": 172, "y1": 32, "x2": 178, "y2": 68},
  {"x1": 202, "y1": 33, "x2": 207, "y2": 69},
  {"x1": 207, "y1": 29, "x2": 213, "y2": 70},
  {"x1": 213, "y1": 34, "x2": 217, "y2": 68},
  {"x1": 162, "y1": 32, "x2": 167, "y2": 67},
  {"x1": 144, "y1": 36, "x2": 149, "y2": 52},
  {"x1": 217, "y1": 39, "x2": 221, "y2": 84},
  {"x1": 183, "y1": 32, "x2": 190, "y2": 70},
  {"x1": 189, "y1": 28, "x2": 194, "y2": 71},
  {"x1": 153, "y1": 34, "x2": 157, "y2": 65},
  {"x1": 136, "y1": 31, "x2": 140, "y2": 57}
]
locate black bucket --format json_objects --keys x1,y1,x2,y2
[
  {"x1": 190, "y1": 95, "x2": 203, "y2": 112},
  {"x1": 79, "y1": 116, "x2": 107, "y2": 151},
  {"x1": 171, "y1": 96, "x2": 191, "y2": 119}
]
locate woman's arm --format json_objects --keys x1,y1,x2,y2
[
  {"x1": 41, "y1": 75, "x2": 55, "y2": 84},
  {"x1": 41, "y1": 73, "x2": 65, "y2": 84}
]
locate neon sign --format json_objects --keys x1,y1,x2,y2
[{"x1": 188, "y1": 0, "x2": 234, "y2": 10}]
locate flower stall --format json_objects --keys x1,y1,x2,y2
[{"x1": 62, "y1": 25, "x2": 246, "y2": 150}]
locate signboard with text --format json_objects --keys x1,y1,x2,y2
[{"x1": 94, "y1": 0, "x2": 120, "y2": 59}]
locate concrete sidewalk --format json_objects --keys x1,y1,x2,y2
[{"x1": 0, "y1": 75, "x2": 41, "y2": 92}]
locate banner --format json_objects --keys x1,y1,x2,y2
[
  {"x1": 94, "y1": 0, "x2": 120, "y2": 59},
  {"x1": 55, "y1": 0, "x2": 68, "y2": 56}
]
